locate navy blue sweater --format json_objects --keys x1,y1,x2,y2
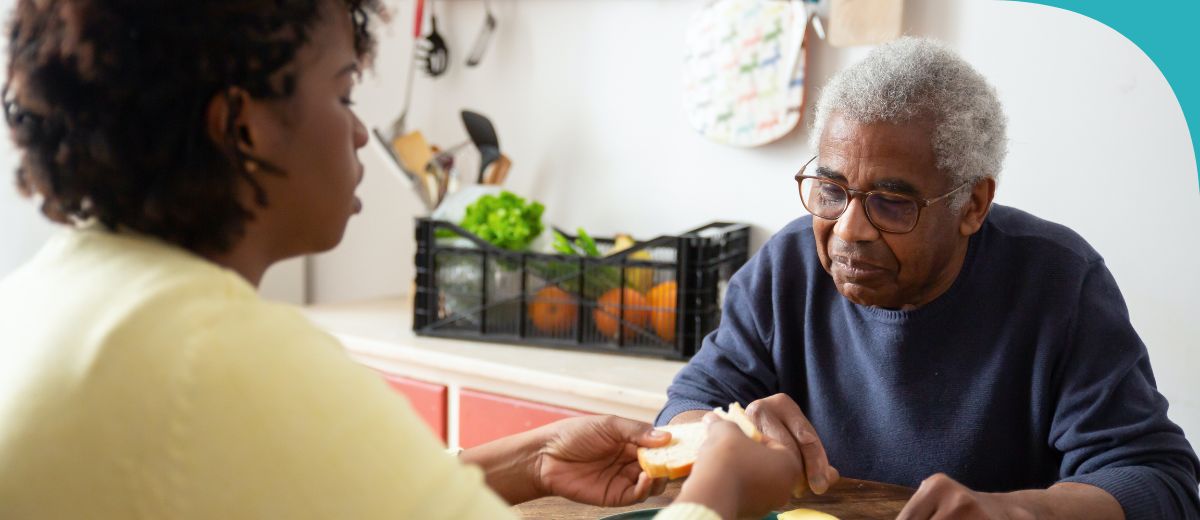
[{"x1": 659, "y1": 205, "x2": 1199, "y2": 519}]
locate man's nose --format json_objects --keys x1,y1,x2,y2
[{"x1": 833, "y1": 196, "x2": 881, "y2": 243}]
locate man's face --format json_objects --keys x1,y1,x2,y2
[{"x1": 811, "y1": 113, "x2": 973, "y2": 309}]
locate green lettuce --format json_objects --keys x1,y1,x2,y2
[{"x1": 459, "y1": 191, "x2": 545, "y2": 251}]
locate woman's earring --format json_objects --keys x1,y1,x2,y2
[{"x1": 243, "y1": 159, "x2": 259, "y2": 173}]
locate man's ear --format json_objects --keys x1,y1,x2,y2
[
  {"x1": 959, "y1": 177, "x2": 996, "y2": 236},
  {"x1": 205, "y1": 87, "x2": 256, "y2": 154}
]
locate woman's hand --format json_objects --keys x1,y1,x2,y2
[
  {"x1": 676, "y1": 415, "x2": 804, "y2": 520},
  {"x1": 534, "y1": 415, "x2": 672, "y2": 506}
]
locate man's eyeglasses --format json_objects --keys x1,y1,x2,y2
[{"x1": 794, "y1": 156, "x2": 970, "y2": 234}]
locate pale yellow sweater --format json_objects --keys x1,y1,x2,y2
[{"x1": 0, "y1": 228, "x2": 717, "y2": 520}]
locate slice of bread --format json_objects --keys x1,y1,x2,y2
[
  {"x1": 777, "y1": 508, "x2": 839, "y2": 520},
  {"x1": 637, "y1": 403, "x2": 764, "y2": 480},
  {"x1": 636, "y1": 421, "x2": 708, "y2": 479},
  {"x1": 711, "y1": 402, "x2": 762, "y2": 442}
]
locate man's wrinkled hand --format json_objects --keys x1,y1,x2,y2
[
  {"x1": 744, "y1": 393, "x2": 840, "y2": 494},
  {"x1": 897, "y1": 473, "x2": 1037, "y2": 520}
]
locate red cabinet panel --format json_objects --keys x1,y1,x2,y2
[
  {"x1": 458, "y1": 388, "x2": 589, "y2": 448},
  {"x1": 382, "y1": 374, "x2": 447, "y2": 443}
]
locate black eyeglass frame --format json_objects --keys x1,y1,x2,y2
[{"x1": 793, "y1": 155, "x2": 971, "y2": 234}]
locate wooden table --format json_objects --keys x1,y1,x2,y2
[{"x1": 513, "y1": 478, "x2": 915, "y2": 519}]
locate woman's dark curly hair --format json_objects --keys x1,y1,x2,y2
[{"x1": 4, "y1": 0, "x2": 380, "y2": 253}]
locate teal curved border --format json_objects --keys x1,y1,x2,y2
[{"x1": 1008, "y1": 1, "x2": 1200, "y2": 190}]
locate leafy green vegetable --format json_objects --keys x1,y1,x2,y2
[
  {"x1": 550, "y1": 228, "x2": 603, "y2": 258},
  {"x1": 551, "y1": 230, "x2": 581, "y2": 256},
  {"x1": 459, "y1": 191, "x2": 545, "y2": 251},
  {"x1": 574, "y1": 229, "x2": 602, "y2": 258},
  {"x1": 542, "y1": 228, "x2": 627, "y2": 297}
]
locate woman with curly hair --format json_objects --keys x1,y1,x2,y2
[{"x1": 0, "y1": 1, "x2": 801, "y2": 519}]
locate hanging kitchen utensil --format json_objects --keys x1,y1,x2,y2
[
  {"x1": 391, "y1": 130, "x2": 444, "y2": 207},
  {"x1": 418, "y1": 0, "x2": 450, "y2": 77},
  {"x1": 370, "y1": 129, "x2": 435, "y2": 210},
  {"x1": 429, "y1": 141, "x2": 469, "y2": 200},
  {"x1": 466, "y1": 0, "x2": 497, "y2": 67},
  {"x1": 392, "y1": 131, "x2": 436, "y2": 176},
  {"x1": 803, "y1": 0, "x2": 826, "y2": 40},
  {"x1": 372, "y1": 129, "x2": 414, "y2": 182},
  {"x1": 481, "y1": 154, "x2": 511, "y2": 185},
  {"x1": 388, "y1": 0, "x2": 427, "y2": 137},
  {"x1": 461, "y1": 110, "x2": 501, "y2": 184},
  {"x1": 828, "y1": 0, "x2": 904, "y2": 47},
  {"x1": 682, "y1": 0, "x2": 810, "y2": 147}
]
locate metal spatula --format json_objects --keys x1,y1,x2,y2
[{"x1": 466, "y1": 0, "x2": 496, "y2": 67}]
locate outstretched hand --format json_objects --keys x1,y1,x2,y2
[{"x1": 535, "y1": 415, "x2": 672, "y2": 507}]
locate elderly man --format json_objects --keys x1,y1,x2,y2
[{"x1": 659, "y1": 38, "x2": 1199, "y2": 519}]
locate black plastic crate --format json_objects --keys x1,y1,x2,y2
[{"x1": 412, "y1": 218, "x2": 750, "y2": 360}]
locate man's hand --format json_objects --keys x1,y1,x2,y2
[
  {"x1": 897, "y1": 473, "x2": 1124, "y2": 520},
  {"x1": 897, "y1": 473, "x2": 1035, "y2": 520},
  {"x1": 744, "y1": 393, "x2": 839, "y2": 494},
  {"x1": 534, "y1": 415, "x2": 671, "y2": 507}
]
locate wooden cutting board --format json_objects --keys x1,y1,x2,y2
[{"x1": 828, "y1": 0, "x2": 905, "y2": 48}]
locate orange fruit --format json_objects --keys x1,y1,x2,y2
[
  {"x1": 593, "y1": 287, "x2": 649, "y2": 340},
  {"x1": 647, "y1": 281, "x2": 677, "y2": 342},
  {"x1": 529, "y1": 285, "x2": 577, "y2": 334}
]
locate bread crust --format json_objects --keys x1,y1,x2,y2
[
  {"x1": 636, "y1": 403, "x2": 765, "y2": 480},
  {"x1": 636, "y1": 450, "x2": 694, "y2": 480}
]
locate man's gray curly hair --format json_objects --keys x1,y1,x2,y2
[{"x1": 810, "y1": 37, "x2": 1007, "y2": 208}]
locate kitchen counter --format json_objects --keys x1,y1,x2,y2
[{"x1": 303, "y1": 297, "x2": 687, "y2": 439}]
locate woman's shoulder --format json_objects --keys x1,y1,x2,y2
[{"x1": 18, "y1": 226, "x2": 340, "y2": 382}]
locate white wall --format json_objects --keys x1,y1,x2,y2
[{"x1": 326, "y1": 0, "x2": 1200, "y2": 438}]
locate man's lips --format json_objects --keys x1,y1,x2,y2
[{"x1": 831, "y1": 255, "x2": 890, "y2": 278}]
